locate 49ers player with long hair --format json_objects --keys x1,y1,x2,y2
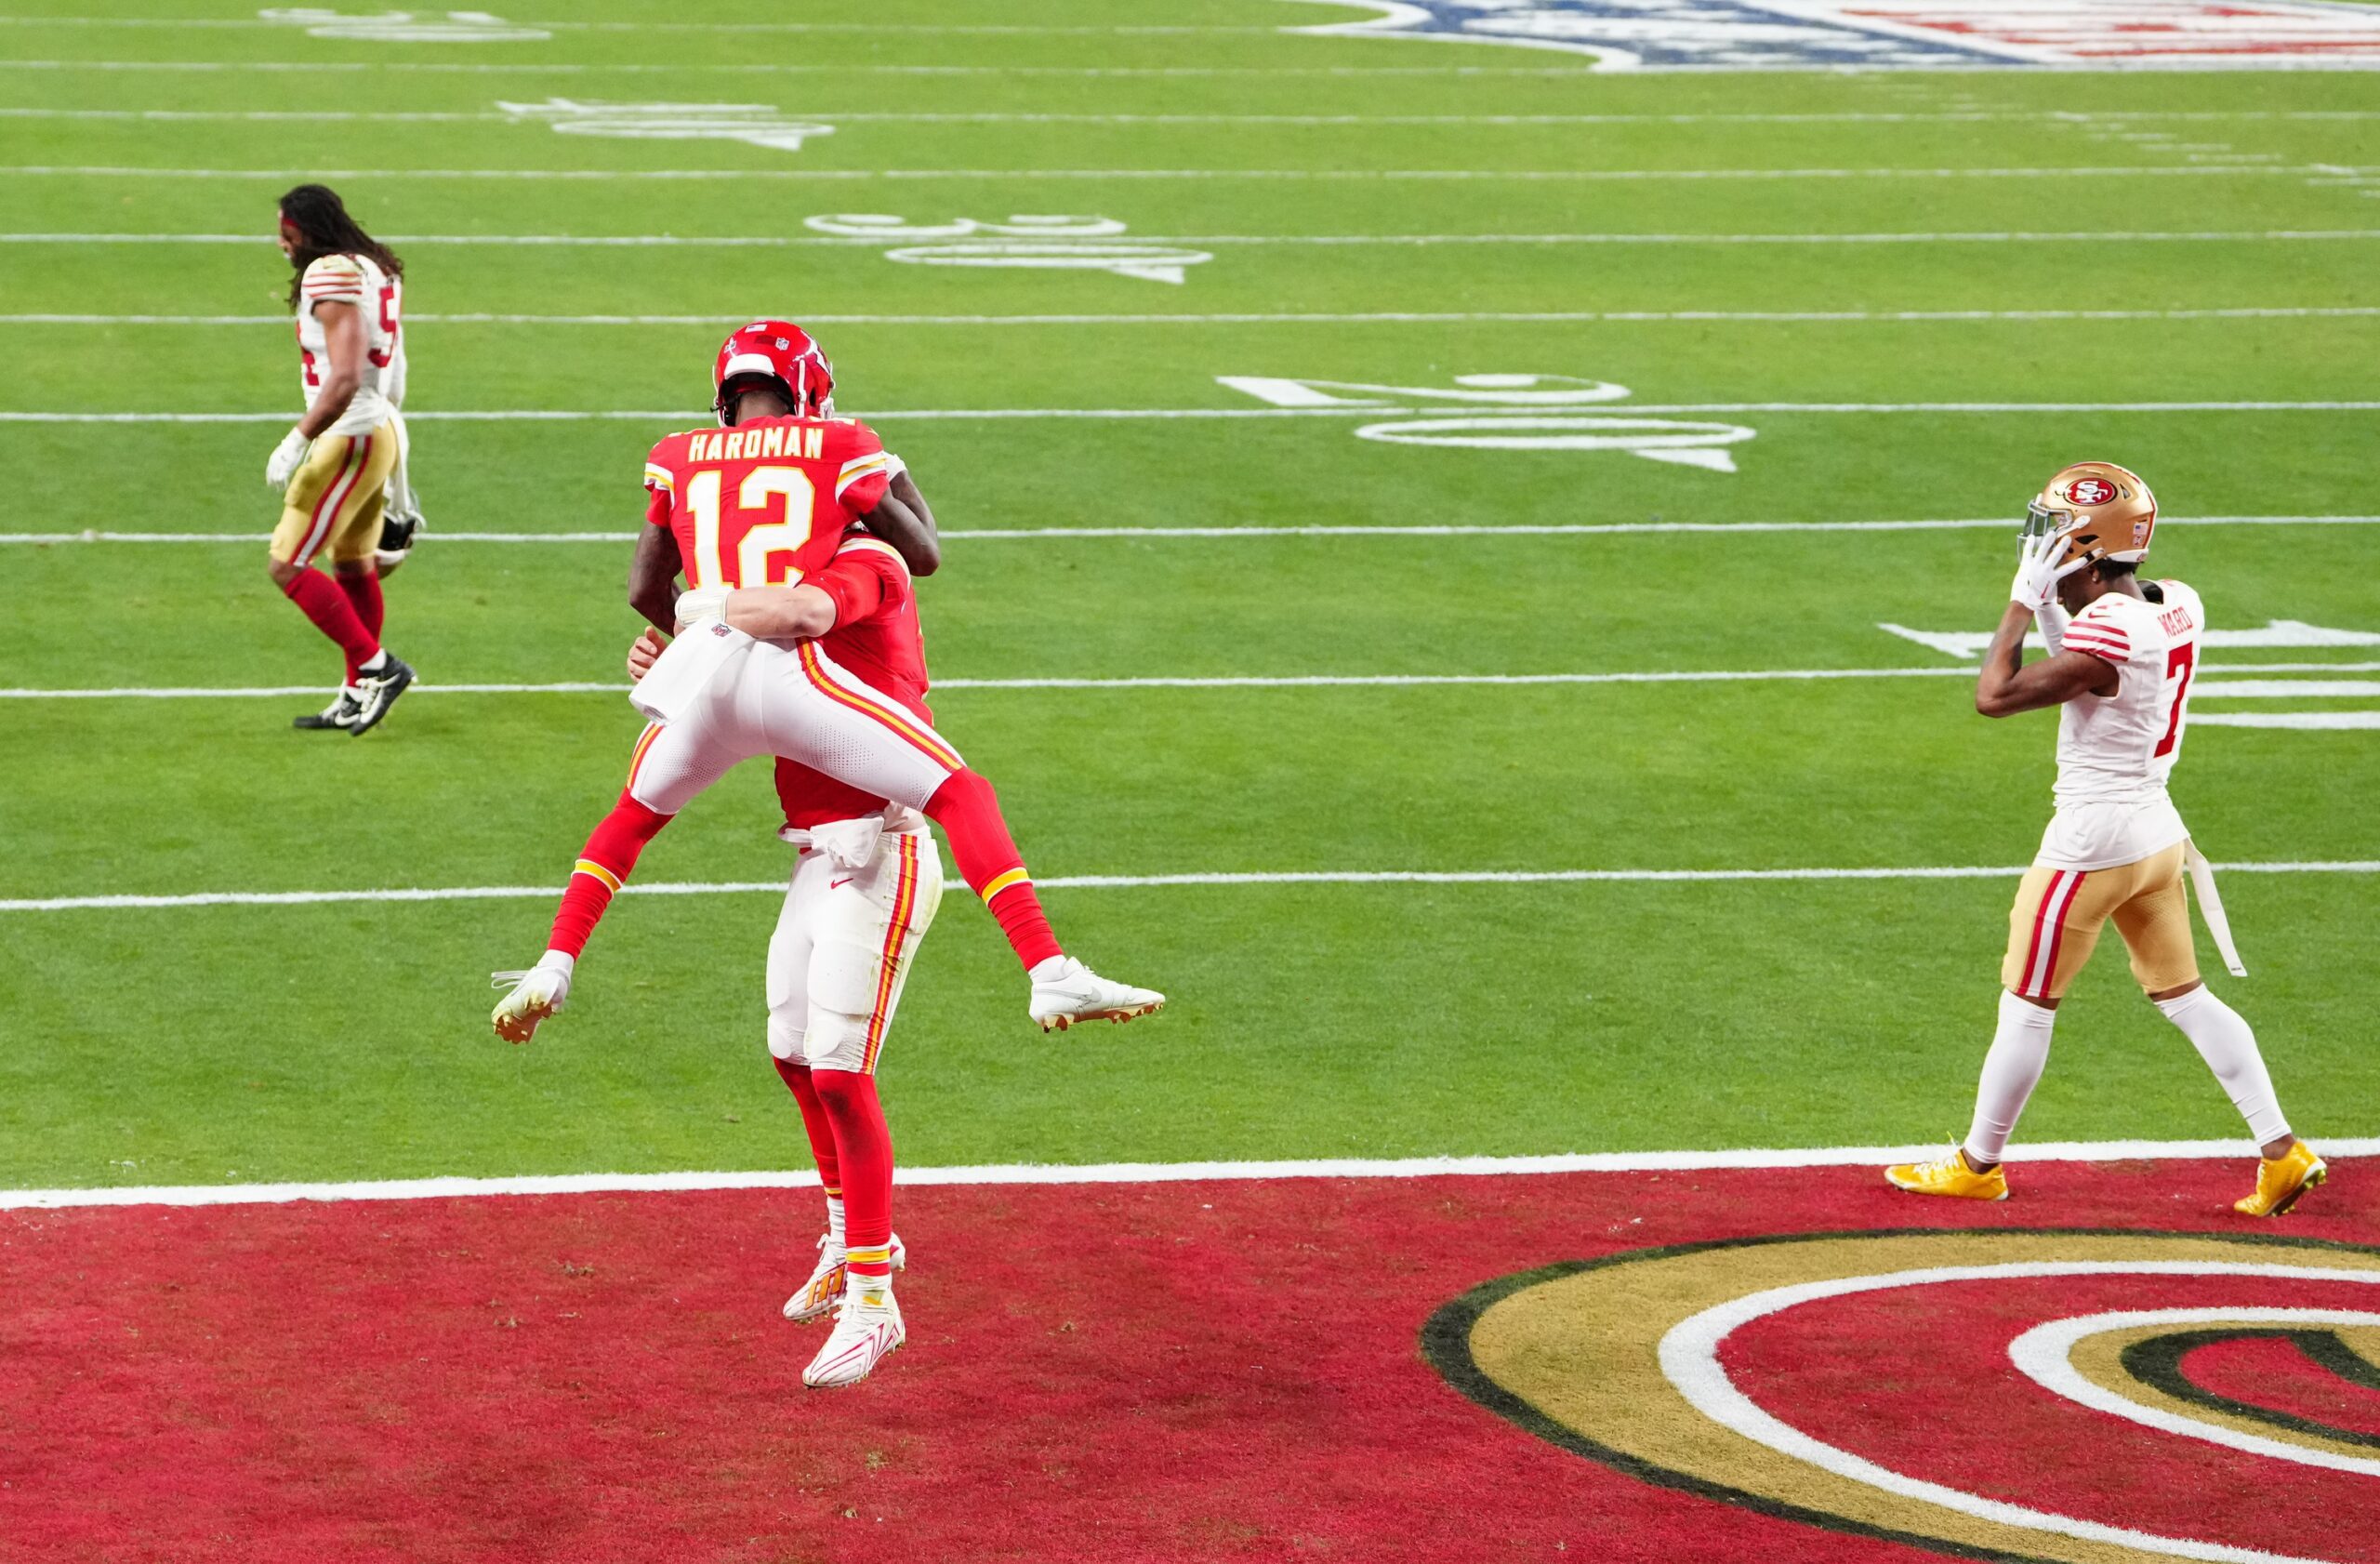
[
  {"x1": 1887, "y1": 462, "x2": 2323, "y2": 1217},
  {"x1": 267, "y1": 184, "x2": 416, "y2": 735}
]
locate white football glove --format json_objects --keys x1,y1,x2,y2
[
  {"x1": 266, "y1": 427, "x2": 311, "y2": 491},
  {"x1": 2009, "y1": 526, "x2": 2088, "y2": 615},
  {"x1": 673, "y1": 584, "x2": 730, "y2": 630}
]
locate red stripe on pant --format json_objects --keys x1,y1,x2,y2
[
  {"x1": 2025, "y1": 870, "x2": 2087, "y2": 999},
  {"x1": 295, "y1": 436, "x2": 367, "y2": 567},
  {"x1": 859, "y1": 838, "x2": 919, "y2": 1075}
]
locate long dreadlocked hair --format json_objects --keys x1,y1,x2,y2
[{"x1": 278, "y1": 184, "x2": 403, "y2": 311}]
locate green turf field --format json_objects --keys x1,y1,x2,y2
[{"x1": 2, "y1": 0, "x2": 2376, "y2": 1190}]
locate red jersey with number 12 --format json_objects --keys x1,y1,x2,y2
[{"x1": 641, "y1": 415, "x2": 902, "y2": 589}]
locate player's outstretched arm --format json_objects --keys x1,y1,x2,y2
[
  {"x1": 628, "y1": 524, "x2": 682, "y2": 635},
  {"x1": 860, "y1": 471, "x2": 940, "y2": 577}
]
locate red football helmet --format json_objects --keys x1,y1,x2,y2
[{"x1": 712, "y1": 320, "x2": 833, "y2": 426}]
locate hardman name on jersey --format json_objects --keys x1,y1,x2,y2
[{"x1": 1294, "y1": 0, "x2": 2380, "y2": 70}]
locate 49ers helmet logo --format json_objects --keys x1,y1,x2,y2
[
  {"x1": 2066, "y1": 475, "x2": 2120, "y2": 507},
  {"x1": 1425, "y1": 1229, "x2": 2380, "y2": 1564}
]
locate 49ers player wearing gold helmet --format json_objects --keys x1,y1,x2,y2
[{"x1": 1887, "y1": 461, "x2": 2324, "y2": 1218}]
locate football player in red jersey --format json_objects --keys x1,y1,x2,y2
[
  {"x1": 493, "y1": 324, "x2": 1162, "y2": 1040},
  {"x1": 632, "y1": 532, "x2": 931, "y2": 1388},
  {"x1": 492, "y1": 323, "x2": 1160, "y2": 1382}
]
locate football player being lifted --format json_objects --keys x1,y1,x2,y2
[
  {"x1": 266, "y1": 185, "x2": 418, "y2": 736},
  {"x1": 491, "y1": 325, "x2": 1163, "y2": 1381},
  {"x1": 1887, "y1": 463, "x2": 2322, "y2": 1217}
]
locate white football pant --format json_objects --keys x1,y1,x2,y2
[
  {"x1": 625, "y1": 630, "x2": 963, "y2": 818},
  {"x1": 767, "y1": 815, "x2": 944, "y2": 1075}
]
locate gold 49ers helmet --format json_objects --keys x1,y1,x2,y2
[{"x1": 2023, "y1": 460, "x2": 2158, "y2": 566}]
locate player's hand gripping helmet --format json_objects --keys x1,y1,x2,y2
[
  {"x1": 2022, "y1": 460, "x2": 2158, "y2": 568},
  {"x1": 712, "y1": 320, "x2": 834, "y2": 426}
]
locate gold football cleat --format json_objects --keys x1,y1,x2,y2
[
  {"x1": 2235, "y1": 1141, "x2": 2326, "y2": 1217},
  {"x1": 1885, "y1": 1148, "x2": 2010, "y2": 1202}
]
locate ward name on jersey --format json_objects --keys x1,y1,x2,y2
[
  {"x1": 641, "y1": 415, "x2": 904, "y2": 590},
  {"x1": 296, "y1": 252, "x2": 403, "y2": 437},
  {"x1": 2039, "y1": 579, "x2": 2205, "y2": 871}
]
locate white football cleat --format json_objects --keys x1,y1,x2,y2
[
  {"x1": 1028, "y1": 957, "x2": 1165, "y2": 1033},
  {"x1": 490, "y1": 957, "x2": 573, "y2": 1044},
  {"x1": 802, "y1": 1280, "x2": 905, "y2": 1389},
  {"x1": 783, "y1": 1231, "x2": 906, "y2": 1322}
]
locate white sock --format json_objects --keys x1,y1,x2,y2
[
  {"x1": 358, "y1": 649, "x2": 389, "y2": 675},
  {"x1": 823, "y1": 1192, "x2": 846, "y2": 1251},
  {"x1": 1027, "y1": 955, "x2": 1072, "y2": 985},
  {"x1": 1964, "y1": 990, "x2": 2057, "y2": 1166},
  {"x1": 2155, "y1": 987, "x2": 2292, "y2": 1147}
]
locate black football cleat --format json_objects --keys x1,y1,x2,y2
[
  {"x1": 293, "y1": 689, "x2": 363, "y2": 731},
  {"x1": 349, "y1": 655, "x2": 415, "y2": 736}
]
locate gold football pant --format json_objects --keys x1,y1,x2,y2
[
  {"x1": 2002, "y1": 841, "x2": 2200, "y2": 1001},
  {"x1": 271, "y1": 424, "x2": 396, "y2": 568}
]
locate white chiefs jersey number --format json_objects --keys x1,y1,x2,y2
[
  {"x1": 295, "y1": 252, "x2": 404, "y2": 437},
  {"x1": 2036, "y1": 579, "x2": 2204, "y2": 869}
]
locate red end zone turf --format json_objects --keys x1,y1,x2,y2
[{"x1": 2, "y1": 1160, "x2": 2373, "y2": 1563}]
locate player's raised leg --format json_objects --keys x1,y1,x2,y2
[
  {"x1": 491, "y1": 722, "x2": 700, "y2": 1041},
  {"x1": 758, "y1": 637, "x2": 1163, "y2": 1031}
]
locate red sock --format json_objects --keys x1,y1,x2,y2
[
  {"x1": 813, "y1": 1069, "x2": 892, "y2": 1274},
  {"x1": 282, "y1": 569, "x2": 378, "y2": 681},
  {"x1": 922, "y1": 770, "x2": 1063, "y2": 972},
  {"x1": 773, "y1": 1057, "x2": 841, "y2": 1193},
  {"x1": 546, "y1": 792, "x2": 672, "y2": 958},
  {"x1": 335, "y1": 570, "x2": 384, "y2": 680}
]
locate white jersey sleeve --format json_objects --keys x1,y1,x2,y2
[
  {"x1": 295, "y1": 253, "x2": 400, "y2": 437},
  {"x1": 2038, "y1": 580, "x2": 2202, "y2": 868}
]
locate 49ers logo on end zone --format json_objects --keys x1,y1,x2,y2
[
  {"x1": 1425, "y1": 1230, "x2": 2380, "y2": 1563},
  {"x1": 2067, "y1": 476, "x2": 2121, "y2": 507}
]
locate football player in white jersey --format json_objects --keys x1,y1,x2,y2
[
  {"x1": 267, "y1": 185, "x2": 416, "y2": 736},
  {"x1": 1887, "y1": 462, "x2": 2324, "y2": 1216}
]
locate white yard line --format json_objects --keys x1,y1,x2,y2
[
  {"x1": 0, "y1": 19, "x2": 1281, "y2": 33},
  {"x1": 9, "y1": 307, "x2": 2376, "y2": 327},
  {"x1": 4, "y1": 861, "x2": 2372, "y2": 916},
  {"x1": 4, "y1": 1137, "x2": 2373, "y2": 1212},
  {"x1": 3, "y1": 402, "x2": 2376, "y2": 425},
  {"x1": 1, "y1": 163, "x2": 2350, "y2": 182},
  {"x1": 13, "y1": 229, "x2": 2380, "y2": 247},
  {"x1": 0, "y1": 60, "x2": 1623, "y2": 76},
  {"x1": 2195, "y1": 711, "x2": 2380, "y2": 729},
  {"x1": 4, "y1": 665, "x2": 2373, "y2": 701},
  {"x1": 7, "y1": 517, "x2": 2375, "y2": 545},
  {"x1": 7, "y1": 108, "x2": 2363, "y2": 133}
]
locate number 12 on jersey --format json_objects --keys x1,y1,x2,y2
[{"x1": 683, "y1": 465, "x2": 817, "y2": 588}]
